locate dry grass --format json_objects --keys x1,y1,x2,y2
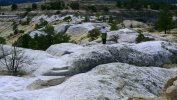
[{"x1": 0, "y1": 70, "x2": 27, "y2": 76}]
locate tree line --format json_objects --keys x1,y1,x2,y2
[{"x1": 116, "y1": 0, "x2": 177, "y2": 10}]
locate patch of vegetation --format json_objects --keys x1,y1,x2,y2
[
  {"x1": 0, "y1": 70, "x2": 26, "y2": 76},
  {"x1": 63, "y1": 16, "x2": 71, "y2": 23},
  {"x1": 34, "y1": 18, "x2": 48, "y2": 29},
  {"x1": 87, "y1": 29, "x2": 100, "y2": 41},
  {"x1": 32, "y1": 3, "x2": 37, "y2": 10},
  {"x1": 146, "y1": 28, "x2": 156, "y2": 32},
  {"x1": 83, "y1": 16, "x2": 90, "y2": 22},
  {"x1": 155, "y1": 7, "x2": 173, "y2": 34},
  {"x1": 69, "y1": 2, "x2": 79, "y2": 10},
  {"x1": 116, "y1": 0, "x2": 177, "y2": 10},
  {"x1": 21, "y1": 17, "x2": 31, "y2": 25},
  {"x1": 14, "y1": 25, "x2": 71, "y2": 50},
  {"x1": 87, "y1": 5, "x2": 97, "y2": 12},
  {"x1": 55, "y1": 10, "x2": 60, "y2": 14},
  {"x1": 108, "y1": 15, "x2": 113, "y2": 23},
  {"x1": 40, "y1": 1, "x2": 64, "y2": 10},
  {"x1": 0, "y1": 37, "x2": 6, "y2": 44},
  {"x1": 11, "y1": 4, "x2": 18, "y2": 11},
  {"x1": 103, "y1": 6, "x2": 109, "y2": 12},
  {"x1": 110, "y1": 24, "x2": 118, "y2": 31},
  {"x1": 136, "y1": 32, "x2": 154, "y2": 43}
]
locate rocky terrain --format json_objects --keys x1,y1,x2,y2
[
  {"x1": 0, "y1": 1, "x2": 177, "y2": 100},
  {"x1": 0, "y1": 27, "x2": 177, "y2": 99}
]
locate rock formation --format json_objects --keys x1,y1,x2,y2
[
  {"x1": 163, "y1": 72, "x2": 177, "y2": 99},
  {"x1": 0, "y1": 25, "x2": 177, "y2": 100}
]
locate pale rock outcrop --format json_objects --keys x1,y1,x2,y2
[
  {"x1": 0, "y1": 63, "x2": 175, "y2": 100},
  {"x1": 123, "y1": 20, "x2": 149, "y2": 28},
  {"x1": 30, "y1": 14, "x2": 61, "y2": 22},
  {"x1": 28, "y1": 22, "x2": 110, "y2": 42},
  {"x1": 65, "y1": 22, "x2": 110, "y2": 42},
  {"x1": 54, "y1": 24, "x2": 72, "y2": 33},
  {"x1": 46, "y1": 43, "x2": 83, "y2": 57},
  {"x1": 28, "y1": 29, "x2": 45, "y2": 38},
  {"x1": 2, "y1": 28, "x2": 177, "y2": 76},
  {"x1": 44, "y1": 40, "x2": 177, "y2": 76},
  {"x1": 107, "y1": 28, "x2": 138, "y2": 43},
  {"x1": 29, "y1": 24, "x2": 71, "y2": 38},
  {"x1": 0, "y1": 45, "x2": 12, "y2": 58},
  {"x1": 163, "y1": 72, "x2": 177, "y2": 99}
]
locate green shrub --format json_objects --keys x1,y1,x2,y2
[
  {"x1": 21, "y1": 17, "x2": 31, "y2": 25},
  {"x1": 34, "y1": 19, "x2": 48, "y2": 29},
  {"x1": 0, "y1": 37, "x2": 6, "y2": 44},
  {"x1": 14, "y1": 33, "x2": 71, "y2": 50},
  {"x1": 32, "y1": 3, "x2": 37, "y2": 10},
  {"x1": 55, "y1": 10, "x2": 60, "y2": 14},
  {"x1": 146, "y1": 28, "x2": 155, "y2": 32},
  {"x1": 18, "y1": 30, "x2": 24, "y2": 33},
  {"x1": 136, "y1": 33, "x2": 154, "y2": 43},
  {"x1": 103, "y1": 6, "x2": 109, "y2": 12},
  {"x1": 7, "y1": 33, "x2": 14, "y2": 38},
  {"x1": 69, "y1": 2, "x2": 79, "y2": 10},
  {"x1": 13, "y1": 34, "x2": 31, "y2": 48},
  {"x1": 63, "y1": 16, "x2": 71, "y2": 23},
  {"x1": 108, "y1": 15, "x2": 113, "y2": 23},
  {"x1": 14, "y1": 29, "x2": 18, "y2": 35},
  {"x1": 41, "y1": 5, "x2": 47, "y2": 10},
  {"x1": 87, "y1": 29, "x2": 100, "y2": 41},
  {"x1": 42, "y1": 24, "x2": 55, "y2": 36},
  {"x1": 110, "y1": 24, "x2": 118, "y2": 31},
  {"x1": 83, "y1": 16, "x2": 90, "y2": 22},
  {"x1": 11, "y1": 4, "x2": 17, "y2": 11}
]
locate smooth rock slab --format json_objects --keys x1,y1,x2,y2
[{"x1": 0, "y1": 63, "x2": 175, "y2": 100}]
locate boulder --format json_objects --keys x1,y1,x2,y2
[
  {"x1": 123, "y1": 20, "x2": 149, "y2": 28},
  {"x1": 163, "y1": 72, "x2": 177, "y2": 99},
  {"x1": 28, "y1": 29, "x2": 45, "y2": 38},
  {"x1": 54, "y1": 24, "x2": 72, "y2": 33},
  {"x1": 107, "y1": 28, "x2": 138, "y2": 43},
  {"x1": 46, "y1": 43, "x2": 83, "y2": 57}
]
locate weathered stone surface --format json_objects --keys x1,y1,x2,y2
[
  {"x1": 163, "y1": 72, "x2": 177, "y2": 99},
  {"x1": 65, "y1": 22, "x2": 110, "y2": 42},
  {"x1": 0, "y1": 28, "x2": 177, "y2": 100},
  {"x1": 123, "y1": 20, "x2": 149, "y2": 28},
  {"x1": 54, "y1": 24, "x2": 72, "y2": 33},
  {"x1": 0, "y1": 63, "x2": 175, "y2": 100},
  {"x1": 46, "y1": 43, "x2": 83, "y2": 57}
]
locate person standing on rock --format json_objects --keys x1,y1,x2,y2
[{"x1": 100, "y1": 26, "x2": 107, "y2": 44}]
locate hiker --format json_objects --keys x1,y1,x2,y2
[{"x1": 100, "y1": 26, "x2": 107, "y2": 44}]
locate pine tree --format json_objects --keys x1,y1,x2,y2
[{"x1": 157, "y1": 7, "x2": 173, "y2": 34}]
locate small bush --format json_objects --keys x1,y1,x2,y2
[
  {"x1": 110, "y1": 24, "x2": 118, "y2": 31},
  {"x1": 83, "y1": 16, "x2": 90, "y2": 22},
  {"x1": 147, "y1": 28, "x2": 155, "y2": 32},
  {"x1": 18, "y1": 30, "x2": 24, "y2": 33},
  {"x1": 34, "y1": 19, "x2": 48, "y2": 29},
  {"x1": 55, "y1": 10, "x2": 60, "y2": 14},
  {"x1": 63, "y1": 16, "x2": 71, "y2": 23},
  {"x1": 14, "y1": 29, "x2": 18, "y2": 35},
  {"x1": 0, "y1": 37, "x2": 6, "y2": 44},
  {"x1": 136, "y1": 33, "x2": 154, "y2": 43},
  {"x1": 87, "y1": 29, "x2": 100, "y2": 41}
]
